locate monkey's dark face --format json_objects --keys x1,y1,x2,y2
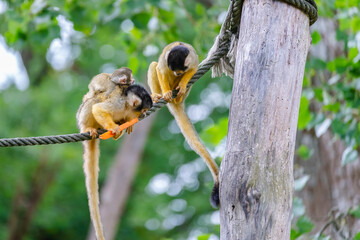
[
  {"x1": 125, "y1": 85, "x2": 153, "y2": 114},
  {"x1": 167, "y1": 45, "x2": 189, "y2": 76}
]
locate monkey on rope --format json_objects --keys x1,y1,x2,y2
[
  {"x1": 147, "y1": 42, "x2": 220, "y2": 208},
  {"x1": 77, "y1": 69, "x2": 152, "y2": 240}
]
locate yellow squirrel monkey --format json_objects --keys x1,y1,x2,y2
[
  {"x1": 77, "y1": 81, "x2": 152, "y2": 240},
  {"x1": 147, "y1": 42, "x2": 220, "y2": 207}
]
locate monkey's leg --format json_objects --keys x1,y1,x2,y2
[
  {"x1": 85, "y1": 127, "x2": 99, "y2": 139},
  {"x1": 92, "y1": 104, "x2": 122, "y2": 139},
  {"x1": 174, "y1": 69, "x2": 197, "y2": 104},
  {"x1": 156, "y1": 66, "x2": 172, "y2": 102},
  {"x1": 147, "y1": 62, "x2": 163, "y2": 102},
  {"x1": 77, "y1": 100, "x2": 101, "y2": 138},
  {"x1": 167, "y1": 102, "x2": 220, "y2": 207}
]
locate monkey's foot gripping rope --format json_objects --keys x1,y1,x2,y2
[{"x1": 0, "y1": 0, "x2": 317, "y2": 148}]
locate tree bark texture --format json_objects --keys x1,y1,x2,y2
[
  {"x1": 86, "y1": 115, "x2": 155, "y2": 240},
  {"x1": 220, "y1": 0, "x2": 310, "y2": 239}
]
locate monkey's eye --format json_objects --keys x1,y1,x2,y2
[{"x1": 184, "y1": 66, "x2": 188, "y2": 70}]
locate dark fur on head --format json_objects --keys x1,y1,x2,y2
[
  {"x1": 167, "y1": 44, "x2": 190, "y2": 71},
  {"x1": 125, "y1": 84, "x2": 153, "y2": 112}
]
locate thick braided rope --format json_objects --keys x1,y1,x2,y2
[
  {"x1": 0, "y1": 0, "x2": 317, "y2": 147},
  {"x1": 0, "y1": 130, "x2": 107, "y2": 147},
  {"x1": 280, "y1": 0, "x2": 318, "y2": 25}
]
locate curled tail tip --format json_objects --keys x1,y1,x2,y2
[{"x1": 210, "y1": 182, "x2": 220, "y2": 208}]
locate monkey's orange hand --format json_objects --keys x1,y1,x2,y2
[{"x1": 100, "y1": 118, "x2": 139, "y2": 140}]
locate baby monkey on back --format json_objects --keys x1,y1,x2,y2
[
  {"x1": 83, "y1": 67, "x2": 135, "y2": 102},
  {"x1": 148, "y1": 42, "x2": 220, "y2": 208},
  {"x1": 77, "y1": 68, "x2": 152, "y2": 240}
]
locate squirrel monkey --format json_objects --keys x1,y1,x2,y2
[
  {"x1": 83, "y1": 67, "x2": 135, "y2": 102},
  {"x1": 77, "y1": 80, "x2": 152, "y2": 240},
  {"x1": 147, "y1": 42, "x2": 220, "y2": 207}
]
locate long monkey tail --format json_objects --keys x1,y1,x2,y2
[
  {"x1": 167, "y1": 102, "x2": 220, "y2": 208},
  {"x1": 83, "y1": 139, "x2": 105, "y2": 240}
]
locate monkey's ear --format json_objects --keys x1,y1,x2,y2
[
  {"x1": 112, "y1": 75, "x2": 128, "y2": 84},
  {"x1": 132, "y1": 99, "x2": 140, "y2": 107},
  {"x1": 165, "y1": 50, "x2": 170, "y2": 61},
  {"x1": 184, "y1": 54, "x2": 191, "y2": 69}
]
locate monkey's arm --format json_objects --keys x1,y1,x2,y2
[
  {"x1": 100, "y1": 118, "x2": 139, "y2": 139},
  {"x1": 174, "y1": 68, "x2": 197, "y2": 103},
  {"x1": 77, "y1": 100, "x2": 101, "y2": 138},
  {"x1": 156, "y1": 66, "x2": 172, "y2": 102},
  {"x1": 92, "y1": 103, "x2": 124, "y2": 139}
]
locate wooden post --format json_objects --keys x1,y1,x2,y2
[{"x1": 220, "y1": 0, "x2": 311, "y2": 239}]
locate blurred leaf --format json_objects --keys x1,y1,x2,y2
[
  {"x1": 336, "y1": 29, "x2": 348, "y2": 42},
  {"x1": 298, "y1": 96, "x2": 312, "y2": 130},
  {"x1": 201, "y1": 117, "x2": 228, "y2": 146},
  {"x1": 350, "y1": 206, "x2": 360, "y2": 219},
  {"x1": 327, "y1": 57, "x2": 348, "y2": 74},
  {"x1": 132, "y1": 12, "x2": 152, "y2": 29},
  {"x1": 297, "y1": 145, "x2": 312, "y2": 160},
  {"x1": 335, "y1": 0, "x2": 358, "y2": 8},
  {"x1": 323, "y1": 102, "x2": 340, "y2": 112},
  {"x1": 314, "y1": 88, "x2": 323, "y2": 102},
  {"x1": 309, "y1": 58, "x2": 327, "y2": 70},
  {"x1": 315, "y1": 118, "x2": 332, "y2": 137},
  {"x1": 290, "y1": 229, "x2": 301, "y2": 240},
  {"x1": 129, "y1": 55, "x2": 140, "y2": 74},
  {"x1": 341, "y1": 146, "x2": 358, "y2": 166},
  {"x1": 354, "y1": 232, "x2": 360, "y2": 240},
  {"x1": 303, "y1": 75, "x2": 310, "y2": 87},
  {"x1": 296, "y1": 216, "x2": 314, "y2": 233},
  {"x1": 294, "y1": 175, "x2": 310, "y2": 191},
  {"x1": 197, "y1": 234, "x2": 211, "y2": 240},
  {"x1": 349, "y1": 47, "x2": 359, "y2": 61},
  {"x1": 331, "y1": 119, "x2": 348, "y2": 137},
  {"x1": 195, "y1": 4, "x2": 206, "y2": 16},
  {"x1": 311, "y1": 31, "x2": 321, "y2": 45}
]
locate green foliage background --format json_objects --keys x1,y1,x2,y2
[{"x1": 0, "y1": 0, "x2": 359, "y2": 239}]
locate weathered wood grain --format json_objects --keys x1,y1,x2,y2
[{"x1": 220, "y1": 0, "x2": 311, "y2": 239}]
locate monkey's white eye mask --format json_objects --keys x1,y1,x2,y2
[{"x1": 127, "y1": 93, "x2": 142, "y2": 108}]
